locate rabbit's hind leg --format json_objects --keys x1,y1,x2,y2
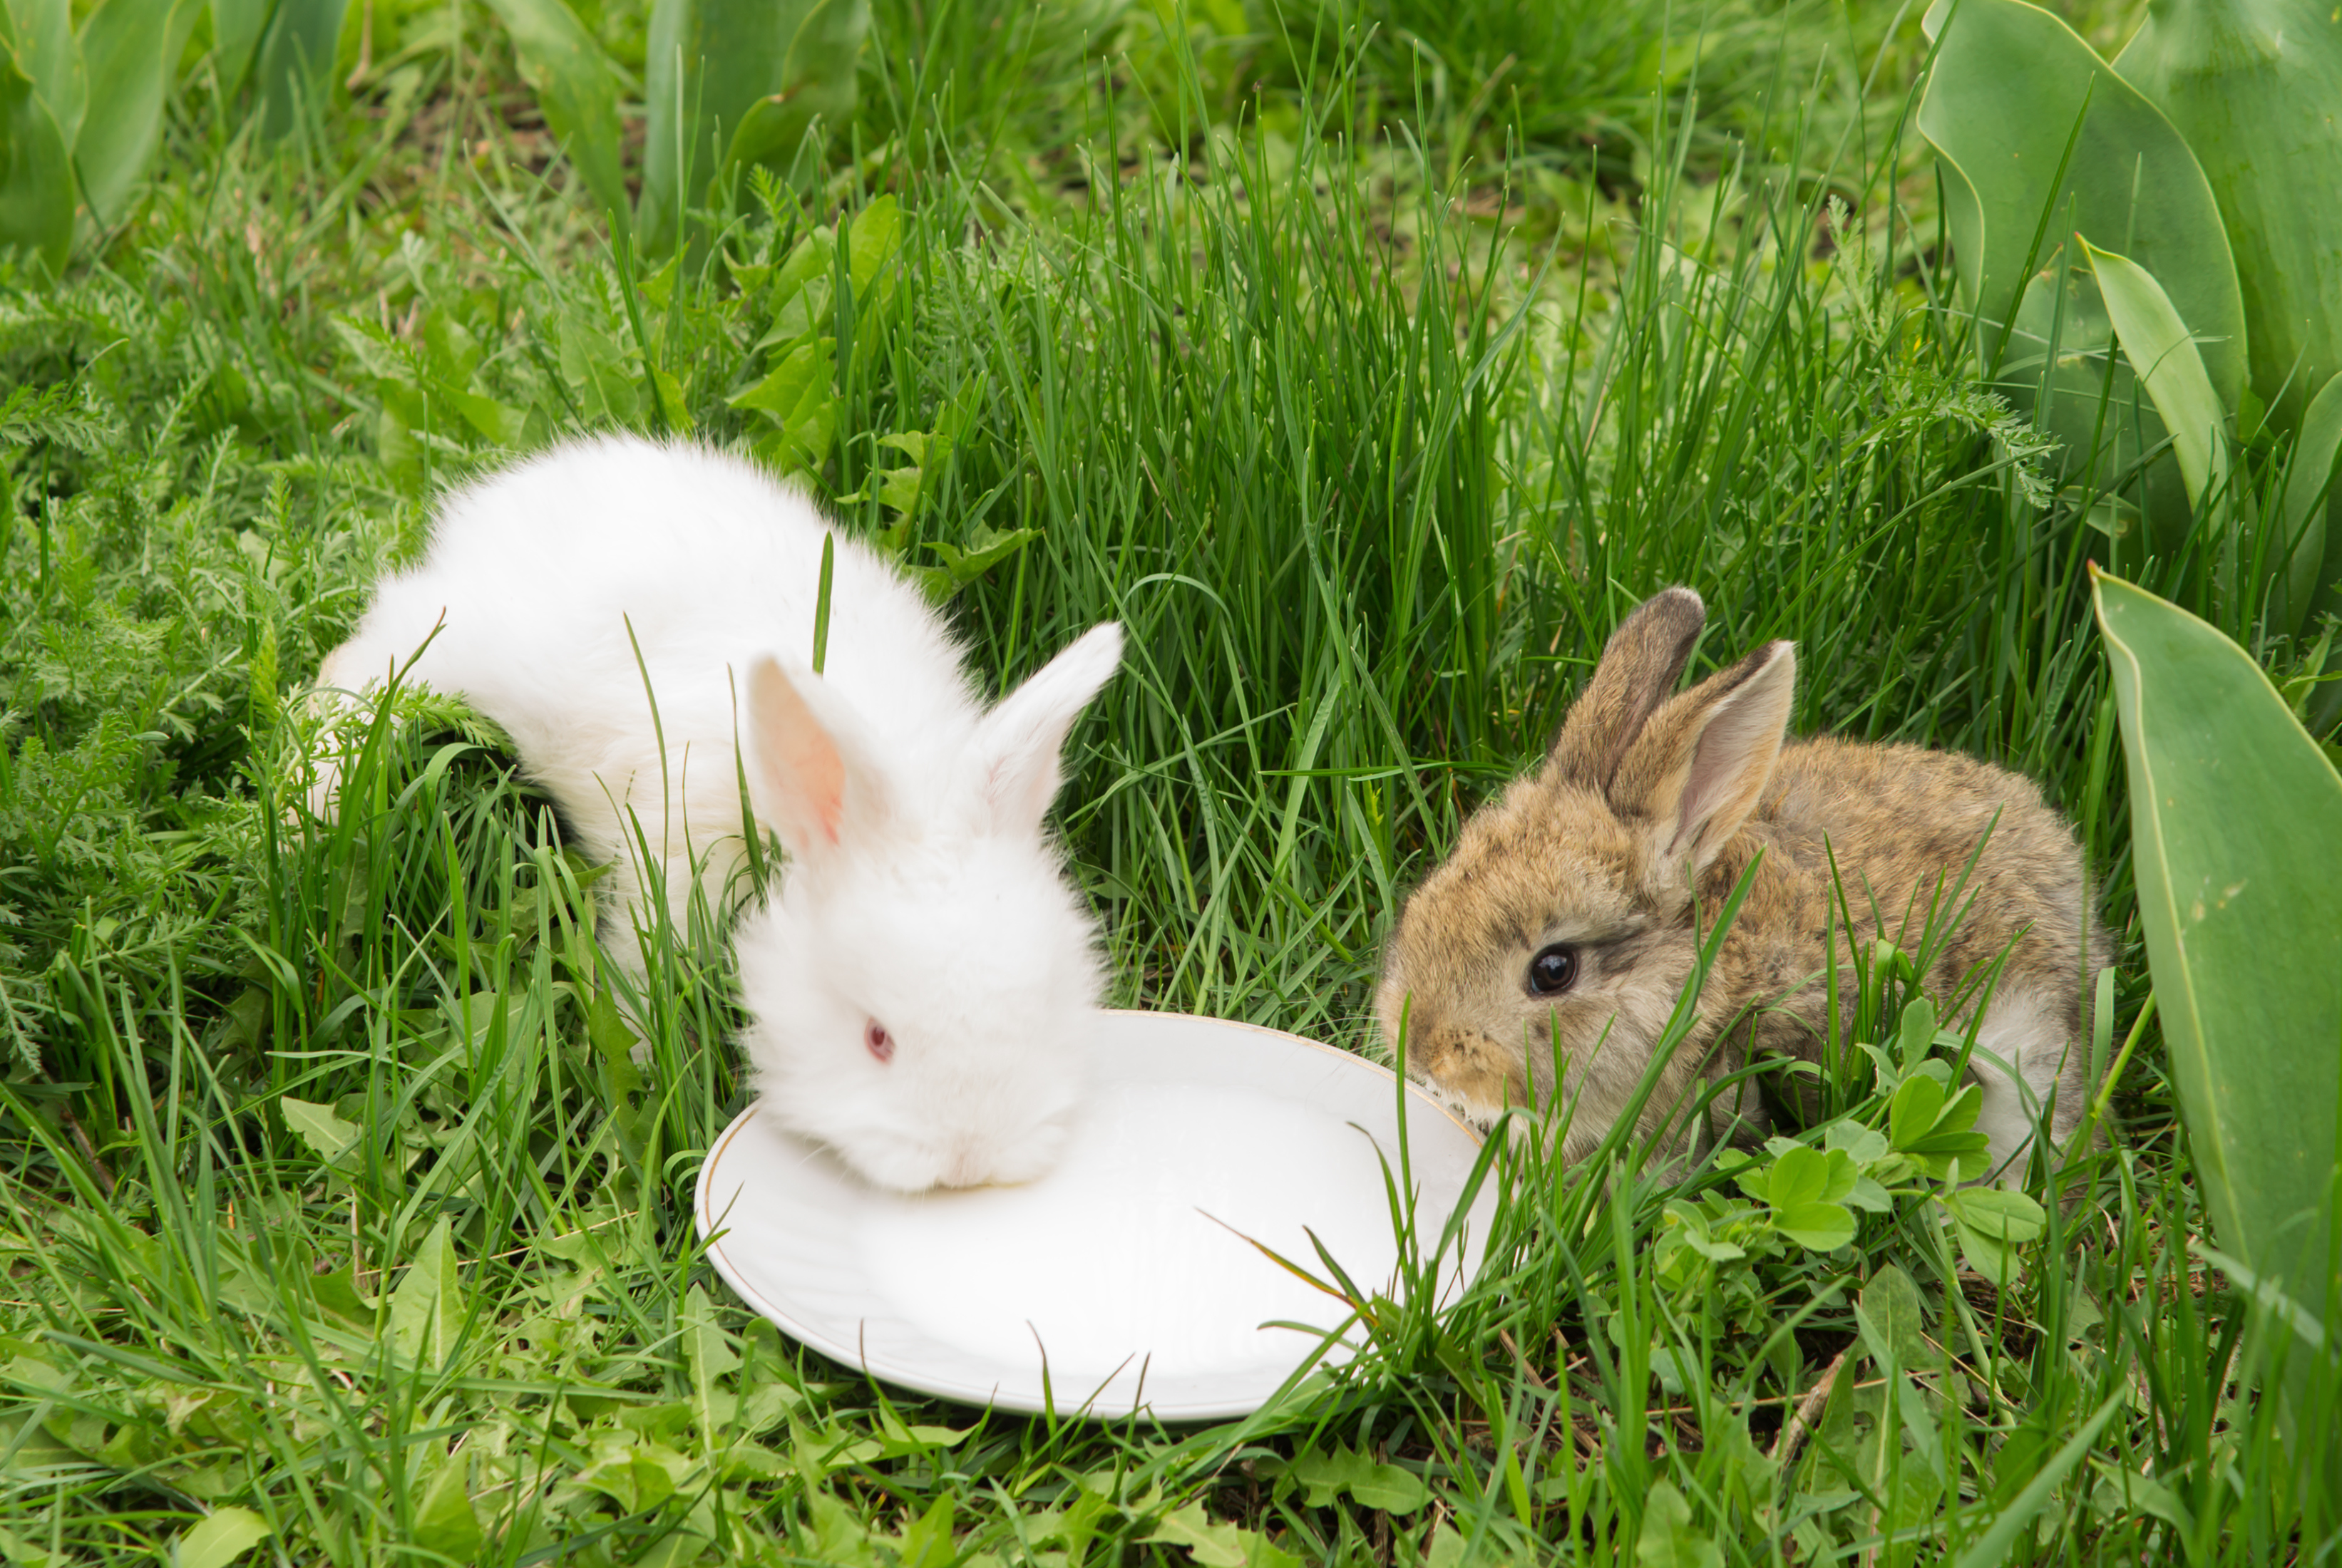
[{"x1": 1964, "y1": 981, "x2": 2083, "y2": 1187}]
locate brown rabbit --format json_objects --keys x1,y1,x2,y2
[{"x1": 1377, "y1": 587, "x2": 2107, "y2": 1183}]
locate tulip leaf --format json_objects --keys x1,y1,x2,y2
[
  {"x1": 249, "y1": 0, "x2": 351, "y2": 138},
  {"x1": 5, "y1": 0, "x2": 85, "y2": 152},
  {"x1": 0, "y1": 43, "x2": 73, "y2": 274},
  {"x1": 478, "y1": 0, "x2": 630, "y2": 238},
  {"x1": 2115, "y1": 0, "x2": 2342, "y2": 436},
  {"x1": 2082, "y1": 240, "x2": 2229, "y2": 509},
  {"x1": 2274, "y1": 372, "x2": 2342, "y2": 639},
  {"x1": 73, "y1": 0, "x2": 203, "y2": 225},
  {"x1": 721, "y1": 0, "x2": 865, "y2": 177},
  {"x1": 2094, "y1": 569, "x2": 2342, "y2": 1448},
  {"x1": 640, "y1": 0, "x2": 868, "y2": 254},
  {"x1": 1918, "y1": 0, "x2": 2244, "y2": 548}
]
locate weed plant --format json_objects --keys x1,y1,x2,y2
[{"x1": 4, "y1": 1, "x2": 2338, "y2": 1562}]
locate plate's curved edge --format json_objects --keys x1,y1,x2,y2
[
  {"x1": 693, "y1": 1012, "x2": 1494, "y2": 1420},
  {"x1": 1096, "y1": 1009, "x2": 1485, "y2": 1148}
]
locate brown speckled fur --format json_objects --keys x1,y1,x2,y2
[{"x1": 1378, "y1": 588, "x2": 2110, "y2": 1179}]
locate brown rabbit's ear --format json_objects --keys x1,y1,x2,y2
[
  {"x1": 1608, "y1": 639, "x2": 1797, "y2": 894},
  {"x1": 1547, "y1": 587, "x2": 1707, "y2": 790}
]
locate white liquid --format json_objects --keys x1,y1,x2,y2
[{"x1": 856, "y1": 1083, "x2": 1404, "y2": 1381}]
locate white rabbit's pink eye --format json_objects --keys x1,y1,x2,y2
[
  {"x1": 1527, "y1": 944, "x2": 1579, "y2": 996},
  {"x1": 865, "y1": 1020, "x2": 895, "y2": 1063}
]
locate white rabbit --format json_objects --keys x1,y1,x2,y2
[{"x1": 307, "y1": 435, "x2": 1124, "y2": 1192}]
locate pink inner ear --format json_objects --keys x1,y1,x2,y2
[
  {"x1": 747, "y1": 656, "x2": 852, "y2": 853},
  {"x1": 1670, "y1": 649, "x2": 1794, "y2": 859},
  {"x1": 792, "y1": 731, "x2": 846, "y2": 845}
]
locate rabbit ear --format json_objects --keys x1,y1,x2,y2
[
  {"x1": 1608, "y1": 639, "x2": 1797, "y2": 893},
  {"x1": 1547, "y1": 587, "x2": 1707, "y2": 791},
  {"x1": 963, "y1": 622, "x2": 1124, "y2": 836},
  {"x1": 743, "y1": 654, "x2": 893, "y2": 860}
]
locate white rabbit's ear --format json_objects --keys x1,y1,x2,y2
[
  {"x1": 1608, "y1": 640, "x2": 1797, "y2": 894},
  {"x1": 963, "y1": 622, "x2": 1124, "y2": 836},
  {"x1": 744, "y1": 654, "x2": 892, "y2": 859}
]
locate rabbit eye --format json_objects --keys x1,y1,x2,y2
[
  {"x1": 1527, "y1": 944, "x2": 1579, "y2": 996},
  {"x1": 865, "y1": 1020, "x2": 895, "y2": 1063}
]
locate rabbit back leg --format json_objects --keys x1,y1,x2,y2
[
  {"x1": 1966, "y1": 980, "x2": 2090, "y2": 1185},
  {"x1": 301, "y1": 608, "x2": 453, "y2": 821}
]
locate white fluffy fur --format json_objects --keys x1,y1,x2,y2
[{"x1": 309, "y1": 435, "x2": 1123, "y2": 1192}]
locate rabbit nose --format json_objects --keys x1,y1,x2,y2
[{"x1": 1412, "y1": 1023, "x2": 1472, "y2": 1079}]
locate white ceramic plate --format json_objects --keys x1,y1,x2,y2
[{"x1": 694, "y1": 1009, "x2": 1497, "y2": 1420}]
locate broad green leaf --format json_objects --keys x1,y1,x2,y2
[
  {"x1": 248, "y1": 0, "x2": 349, "y2": 138},
  {"x1": 1285, "y1": 1444, "x2": 1432, "y2": 1514},
  {"x1": 734, "y1": 336, "x2": 837, "y2": 475},
  {"x1": 0, "y1": 45, "x2": 72, "y2": 273},
  {"x1": 307, "y1": 1263, "x2": 374, "y2": 1325},
  {"x1": 412, "y1": 1459, "x2": 483, "y2": 1557},
  {"x1": 1888, "y1": 1073, "x2": 1944, "y2": 1150},
  {"x1": 1823, "y1": 1119, "x2": 1890, "y2": 1164},
  {"x1": 4, "y1": 0, "x2": 84, "y2": 150},
  {"x1": 1767, "y1": 1145, "x2": 1827, "y2": 1209},
  {"x1": 1772, "y1": 1200, "x2": 1856, "y2": 1252},
  {"x1": 683, "y1": 1283, "x2": 740, "y2": 1435},
  {"x1": 72, "y1": 0, "x2": 201, "y2": 224},
  {"x1": 1144, "y1": 1501, "x2": 1283, "y2": 1568},
  {"x1": 2274, "y1": 372, "x2": 2342, "y2": 639},
  {"x1": 2087, "y1": 1458, "x2": 2197, "y2": 1536},
  {"x1": 730, "y1": 339, "x2": 828, "y2": 420},
  {"x1": 759, "y1": 228, "x2": 835, "y2": 337},
  {"x1": 1943, "y1": 1187, "x2": 2047, "y2": 1286},
  {"x1": 279, "y1": 1094, "x2": 361, "y2": 1167},
  {"x1": 846, "y1": 192, "x2": 900, "y2": 296},
  {"x1": 478, "y1": 0, "x2": 630, "y2": 237},
  {"x1": 1918, "y1": 0, "x2": 2244, "y2": 549},
  {"x1": 640, "y1": 0, "x2": 870, "y2": 254},
  {"x1": 443, "y1": 388, "x2": 528, "y2": 447},
  {"x1": 1848, "y1": 1174, "x2": 1895, "y2": 1213},
  {"x1": 876, "y1": 463, "x2": 923, "y2": 515},
  {"x1": 921, "y1": 525, "x2": 1042, "y2": 603},
  {"x1": 1860, "y1": 1264, "x2": 1931, "y2": 1368},
  {"x1": 2115, "y1": 0, "x2": 2342, "y2": 435},
  {"x1": 1816, "y1": 1147, "x2": 1859, "y2": 1204},
  {"x1": 798, "y1": 1488, "x2": 878, "y2": 1563},
  {"x1": 586, "y1": 984, "x2": 643, "y2": 1096},
  {"x1": 558, "y1": 309, "x2": 638, "y2": 422},
  {"x1": 2083, "y1": 241, "x2": 2228, "y2": 507},
  {"x1": 1635, "y1": 1481, "x2": 1722, "y2": 1568},
  {"x1": 177, "y1": 1507, "x2": 271, "y2": 1568},
  {"x1": 720, "y1": 0, "x2": 864, "y2": 179},
  {"x1": 895, "y1": 1495, "x2": 955, "y2": 1568},
  {"x1": 1893, "y1": 995, "x2": 1936, "y2": 1067},
  {"x1": 389, "y1": 1215, "x2": 466, "y2": 1366},
  {"x1": 208, "y1": 0, "x2": 269, "y2": 97},
  {"x1": 2095, "y1": 570, "x2": 2342, "y2": 1458}
]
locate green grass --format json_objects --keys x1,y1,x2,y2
[{"x1": 4, "y1": 0, "x2": 2340, "y2": 1562}]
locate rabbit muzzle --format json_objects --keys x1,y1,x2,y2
[{"x1": 1405, "y1": 1021, "x2": 1528, "y2": 1126}]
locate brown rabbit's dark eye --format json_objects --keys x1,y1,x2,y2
[
  {"x1": 1527, "y1": 944, "x2": 1579, "y2": 996},
  {"x1": 865, "y1": 1020, "x2": 895, "y2": 1063}
]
